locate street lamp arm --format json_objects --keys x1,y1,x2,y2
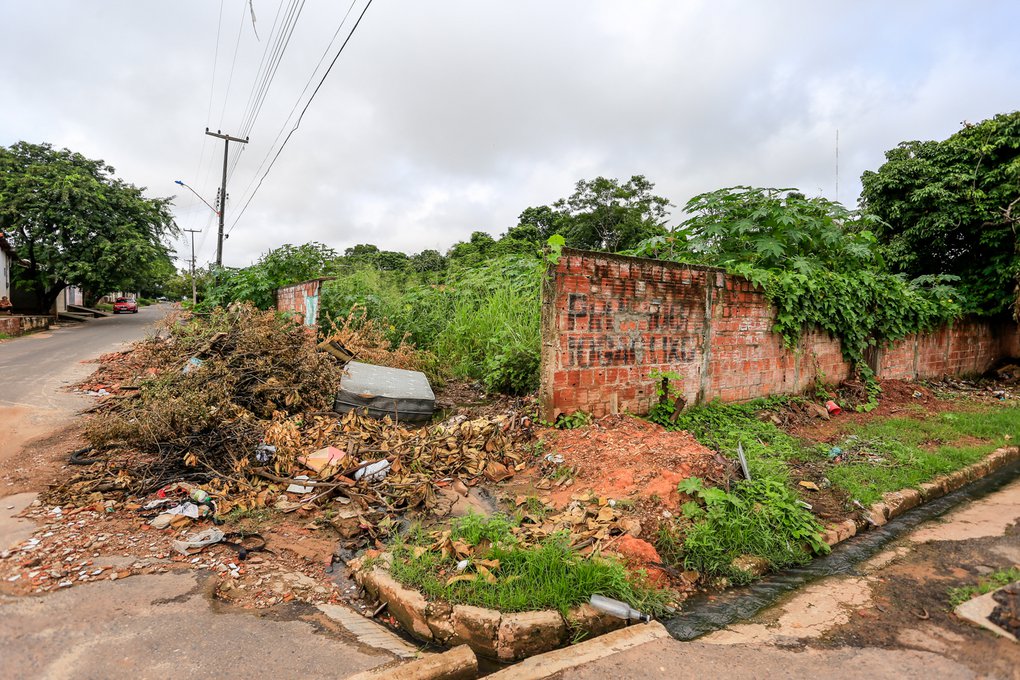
[{"x1": 174, "y1": 180, "x2": 221, "y2": 216}]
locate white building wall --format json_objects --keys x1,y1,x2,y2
[{"x1": 0, "y1": 249, "x2": 10, "y2": 299}]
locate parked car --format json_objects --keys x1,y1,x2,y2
[{"x1": 113, "y1": 297, "x2": 138, "y2": 314}]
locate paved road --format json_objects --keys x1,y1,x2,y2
[
  {"x1": 0, "y1": 304, "x2": 399, "y2": 679},
  {"x1": 0, "y1": 305, "x2": 167, "y2": 410},
  {"x1": 565, "y1": 471, "x2": 1020, "y2": 679},
  {"x1": 0, "y1": 306, "x2": 168, "y2": 463}
]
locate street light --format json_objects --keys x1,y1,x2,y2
[{"x1": 174, "y1": 179, "x2": 220, "y2": 217}]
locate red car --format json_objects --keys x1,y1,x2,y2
[{"x1": 113, "y1": 297, "x2": 138, "y2": 314}]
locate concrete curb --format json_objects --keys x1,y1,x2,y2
[
  {"x1": 345, "y1": 645, "x2": 477, "y2": 680},
  {"x1": 954, "y1": 588, "x2": 1019, "y2": 642},
  {"x1": 487, "y1": 621, "x2": 670, "y2": 679},
  {"x1": 821, "y1": 445, "x2": 1020, "y2": 548},
  {"x1": 352, "y1": 562, "x2": 625, "y2": 662}
]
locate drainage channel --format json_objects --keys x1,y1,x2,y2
[{"x1": 665, "y1": 459, "x2": 1020, "y2": 641}]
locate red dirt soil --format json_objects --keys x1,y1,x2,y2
[{"x1": 540, "y1": 415, "x2": 729, "y2": 509}]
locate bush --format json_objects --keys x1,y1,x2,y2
[
  {"x1": 318, "y1": 255, "x2": 542, "y2": 394},
  {"x1": 677, "y1": 477, "x2": 829, "y2": 583},
  {"x1": 388, "y1": 514, "x2": 671, "y2": 615}
]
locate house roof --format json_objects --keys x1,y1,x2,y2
[{"x1": 0, "y1": 233, "x2": 15, "y2": 257}]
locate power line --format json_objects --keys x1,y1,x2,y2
[
  {"x1": 238, "y1": 0, "x2": 306, "y2": 139},
  {"x1": 225, "y1": 0, "x2": 304, "y2": 184},
  {"x1": 227, "y1": 0, "x2": 371, "y2": 235},
  {"x1": 217, "y1": 3, "x2": 247, "y2": 129},
  {"x1": 181, "y1": 0, "x2": 225, "y2": 236}
]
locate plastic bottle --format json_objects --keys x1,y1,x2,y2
[
  {"x1": 589, "y1": 594, "x2": 650, "y2": 622},
  {"x1": 189, "y1": 488, "x2": 211, "y2": 504}
]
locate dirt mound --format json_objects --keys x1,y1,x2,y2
[{"x1": 542, "y1": 415, "x2": 729, "y2": 509}]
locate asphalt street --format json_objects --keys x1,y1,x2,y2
[{"x1": 0, "y1": 305, "x2": 168, "y2": 411}]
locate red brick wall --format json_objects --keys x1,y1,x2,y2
[
  {"x1": 0, "y1": 316, "x2": 20, "y2": 336},
  {"x1": 540, "y1": 249, "x2": 1019, "y2": 419},
  {"x1": 275, "y1": 280, "x2": 325, "y2": 326}
]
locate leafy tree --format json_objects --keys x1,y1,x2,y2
[
  {"x1": 376, "y1": 250, "x2": 409, "y2": 272},
  {"x1": 665, "y1": 186, "x2": 884, "y2": 274},
  {"x1": 516, "y1": 205, "x2": 569, "y2": 241},
  {"x1": 519, "y1": 175, "x2": 672, "y2": 252},
  {"x1": 0, "y1": 141, "x2": 176, "y2": 310},
  {"x1": 860, "y1": 112, "x2": 1020, "y2": 316},
  {"x1": 205, "y1": 242, "x2": 339, "y2": 309},
  {"x1": 344, "y1": 243, "x2": 380, "y2": 261},
  {"x1": 409, "y1": 249, "x2": 446, "y2": 273},
  {"x1": 447, "y1": 231, "x2": 497, "y2": 267}
]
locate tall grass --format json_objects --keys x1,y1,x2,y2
[{"x1": 318, "y1": 255, "x2": 542, "y2": 393}]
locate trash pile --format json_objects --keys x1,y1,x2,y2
[
  {"x1": 52, "y1": 304, "x2": 344, "y2": 502},
  {"x1": 251, "y1": 411, "x2": 532, "y2": 546},
  {"x1": 49, "y1": 303, "x2": 534, "y2": 554}
]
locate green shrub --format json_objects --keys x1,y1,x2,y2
[{"x1": 676, "y1": 477, "x2": 829, "y2": 583}]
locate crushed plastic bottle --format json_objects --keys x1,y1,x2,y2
[{"x1": 589, "y1": 594, "x2": 651, "y2": 622}]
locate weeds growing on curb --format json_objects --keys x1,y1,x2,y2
[
  {"x1": 387, "y1": 513, "x2": 672, "y2": 615},
  {"x1": 948, "y1": 567, "x2": 1020, "y2": 607}
]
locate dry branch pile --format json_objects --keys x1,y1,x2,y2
[
  {"x1": 51, "y1": 304, "x2": 534, "y2": 547},
  {"x1": 52, "y1": 304, "x2": 343, "y2": 500}
]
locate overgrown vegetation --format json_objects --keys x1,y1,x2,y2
[
  {"x1": 947, "y1": 567, "x2": 1020, "y2": 607},
  {"x1": 388, "y1": 513, "x2": 671, "y2": 615},
  {"x1": 677, "y1": 477, "x2": 829, "y2": 583},
  {"x1": 319, "y1": 255, "x2": 542, "y2": 394},
  {"x1": 650, "y1": 396, "x2": 1017, "y2": 581},
  {"x1": 629, "y1": 187, "x2": 962, "y2": 371},
  {"x1": 650, "y1": 397, "x2": 803, "y2": 480},
  {"x1": 861, "y1": 111, "x2": 1020, "y2": 317}
]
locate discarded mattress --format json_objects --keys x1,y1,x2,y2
[{"x1": 334, "y1": 361, "x2": 436, "y2": 423}]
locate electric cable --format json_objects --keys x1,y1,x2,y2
[{"x1": 227, "y1": 0, "x2": 370, "y2": 235}]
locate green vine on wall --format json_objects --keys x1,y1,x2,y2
[{"x1": 734, "y1": 265, "x2": 962, "y2": 370}]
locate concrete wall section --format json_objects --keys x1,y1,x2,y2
[{"x1": 540, "y1": 248, "x2": 1019, "y2": 420}]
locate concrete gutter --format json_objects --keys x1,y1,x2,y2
[{"x1": 487, "y1": 622, "x2": 670, "y2": 680}]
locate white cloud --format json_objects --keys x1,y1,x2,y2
[{"x1": 1, "y1": 0, "x2": 1017, "y2": 268}]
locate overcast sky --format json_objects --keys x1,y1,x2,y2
[{"x1": 2, "y1": 1, "x2": 1017, "y2": 269}]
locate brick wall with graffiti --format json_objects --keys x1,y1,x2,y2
[
  {"x1": 539, "y1": 248, "x2": 1019, "y2": 420},
  {"x1": 275, "y1": 278, "x2": 330, "y2": 327}
]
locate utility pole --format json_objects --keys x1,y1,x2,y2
[
  {"x1": 182, "y1": 228, "x2": 201, "y2": 306},
  {"x1": 204, "y1": 128, "x2": 249, "y2": 267}
]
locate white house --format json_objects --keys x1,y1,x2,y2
[{"x1": 0, "y1": 233, "x2": 15, "y2": 300}]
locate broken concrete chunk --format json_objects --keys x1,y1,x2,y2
[{"x1": 496, "y1": 610, "x2": 567, "y2": 662}]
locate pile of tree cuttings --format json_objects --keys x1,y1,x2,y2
[
  {"x1": 50, "y1": 298, "x2": 535, "y2": 549},
  {"x1": 50, "y1": 303, "x2": 344, "y2": 502}
]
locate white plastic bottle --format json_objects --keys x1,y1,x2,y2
[{"x1": 589, "y1": 595, "x2": 651, "y2": 622}]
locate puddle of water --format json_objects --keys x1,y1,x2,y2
[{"x1": 665, "y1": 460, "x2": 1020, "y2": 641}]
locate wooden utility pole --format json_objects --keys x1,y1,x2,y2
[
  {"x1": 182, "y1": 228, "x2": 201, "y2": 305},
  {"x1": 204, "y1": 128, "x2": 248, "y2": 267}
]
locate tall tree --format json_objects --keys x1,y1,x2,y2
[
  {"x1": 206, "y1": 242, "x2": 339, "y2": 309},
  {"x1": 0, "y1": 141, "x2": 177, "y2": 310},
  {"x1": 517, "y1": 175, "x2": 672, "y2": 252},
  {"x1": 860, "y1": 112, "x2": 1020, "y2": 316},
  {"x1": 667, "y1": 186, "x2": 883, "y2": 274}
]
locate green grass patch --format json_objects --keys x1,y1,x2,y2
[
  {"x1": 947, "y1": 567, "x2": 1020, "y2": 607},
  {"x1": 823, "y1": 404, "x2": 1018, "y2": 505},
  {"x1": 387, "y1": 514, "x2": 671, "y2": 616},
  {"x1": 671, "y1": 477, "x2": 829, "y2": 583},
  {"x1": 651, "y1": 397, "x2": 805, "y2": 481}
]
